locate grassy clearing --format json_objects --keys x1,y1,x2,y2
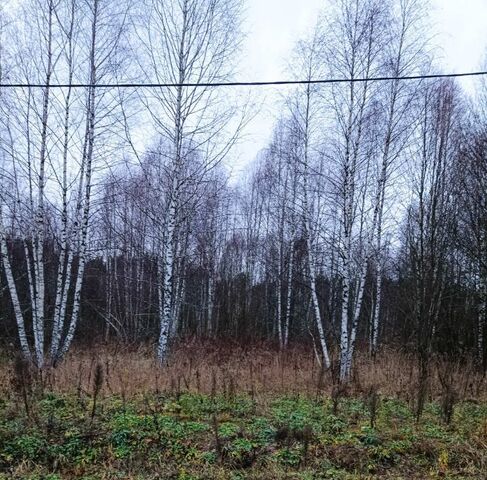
[
  {"x1": 0, "y1": 390, "x2": 486, "y2": 479},
  {"x1": 1, "y1": 343, "x2": 484, "y2": 400}
]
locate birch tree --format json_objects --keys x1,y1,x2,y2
[
  {"x1": 287, "y1": 32, "x2": 331, "y2": 367},
  {"x1": 322, "y1": 0, "x2": 386, "y2": 380},
  {"x1": 267, "y1": 122, "x2": 299, "y2": 348},
  {"x1": 136, "y1": 0, "x2": 243, "y2": 362},
  {"x1": 369, "y1": 0, "x2": 429, "y2": 355},
  {"x1": 0, "y1": 0, "x2": 128, "y2": 367}
]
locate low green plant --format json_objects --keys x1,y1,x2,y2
[{"x1": 0, "y1": 391, "x2": 485, "y2": 479}]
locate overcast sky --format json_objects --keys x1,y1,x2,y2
[
  {"x1": 6, "y1": 0, "x2": 485, "y2": 178},
  {"x1": 229, "y1": 0, "x2": 487, "y2": 177}
]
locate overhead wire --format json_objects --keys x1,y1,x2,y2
[{"x1": 0, "y1": 70, "x2": 486, "y2": 88}]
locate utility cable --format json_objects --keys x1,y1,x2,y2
[{"x1": 0, "y1": 71, "x2": 486, "y2": 88}]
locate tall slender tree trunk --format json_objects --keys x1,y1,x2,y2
[
  {"x1": 55, "y1": 0, "x2": 99, "y2": 363},
  {"x1": 158, "y1": 208, "x2": 175, "y2": 361},
  {"x1": 0, "y1": 208, "x2": 31, "y2": 359},
  {"x1": 298, "y1": 78, "x2": 331, "y2": 368},
  {"x1": 284, "y1": 242, "x2": 294, "y2": 347}
]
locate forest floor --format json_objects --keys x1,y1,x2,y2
[{"x1": 0, "y1": 343, "x2": 486, "y2": 479}]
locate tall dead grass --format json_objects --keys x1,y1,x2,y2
[{"x1": 0, "y1": 340, "x2": 485, "y2": 403}]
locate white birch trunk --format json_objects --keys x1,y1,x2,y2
[
  {"x1": 339, "y1": 248, "x2": 351, "y2": 381},
  {"x1": 300, "y1": 80, "x2": 331, "y2": 368},
  {"x1": 0, "y1": 210, "x2": 31, "y2": 359},
  {"x1": 477, "y1": 269, "x2": 486, "y2": 364},
  {"x1": 31, "y1": 0, "x2": 55, "y2": 368},
  {"x1": 157, "y1": 210, "x2": 175, "y2": 362},
  {"x1": 50, "y1": 26, "x2": 74, "y2": 360},
  {"x1": 344, "y1": 268, "x2": 367, "y2": 379},
  {"x1": 371, "y1": 217, "x2": 384, "y2": 354},
  {"x1": 55, "y1": 0, "x2": 99, "y2": 363},
  {"x1": 276, "y1": 247, "x2": 283, "y2": 348},
  {"x1": 308, "y1": 243, "x2": 331, "y2": 368},
  {"x1": 207, "y1": 274, "x2": 215, "y2": 336},
  {"x1": 283, "y1": 243, "x2": 293, "y2": 348}
]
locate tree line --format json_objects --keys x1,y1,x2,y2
[{"x1": 0, "y1": 0, "x2": 486, "y2": 384}]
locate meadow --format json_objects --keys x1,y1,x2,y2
[{"x1": 0, "y1": 343, "x2": 485, "y2": 479}]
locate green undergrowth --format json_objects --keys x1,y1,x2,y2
[{"x1": 0, "y1": 391, "x2": 485, "y2": 479}]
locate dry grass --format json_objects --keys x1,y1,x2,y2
[{"x1": 0, "y1": 340, "x2": 485, "y2": 403}]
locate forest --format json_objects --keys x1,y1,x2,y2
[{"x1": 0, "y1": 0, "x2": 486, "y2": 478}]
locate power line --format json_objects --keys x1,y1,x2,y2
[{"x1": 0, "y1": 71, "x2": 486, "y2": 89}]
